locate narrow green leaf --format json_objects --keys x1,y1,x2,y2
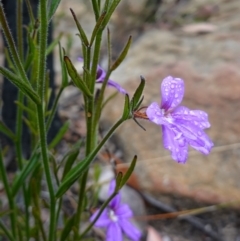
[
  {"x1": 61, "y1": 149, "x2": 80, "y2": 180},
  {"x1": 101, "y1": 0, "x2": 121, "y2": 28},
  {"x1": 121, "y1": 94, "x2": 131, "y2": 120},
  {"x1": 60, "y1": 215, "x2": 75, "y2": 241},
  {"x1": 119, "y1": 155, "x2": 137, "y2": 189},
  {"x1": 24, "y1": 32, "x2": 36, "y2": 71},
  {"x1": 103, "y1": 0, "x2": 111, "y2": 12},
  {"x1": 58, "y1": 43, "x2": 68, "y2": 87},
  {"x1": 12, "y1": 154, "x2": 40, "y2": 197},
  {"x1": 130, "y1": 76, "x2": 145, "y2": 110},
  {"x1": 64, "y1": 56, "x2": 92, "y2": 98},
  {"x1": 90, "y1": 11, "x2": 106, "y2": 46},
  {"x1": 115, "y1": 172, "x2": 123, "y2": 191},
  {"x1": 4, "y1": 47, "x2": 15, "y2": 71},
  {"x1": 133, "y1": 96, "x2": 144, "y2": 112},
  {"x1": 15, "y1": 101, "x2": 35, "y2": 116},
  {"x1": 69, "y1": 8, "x2": 89, "y2": 46},
  {"x1": 23, "y1": 117, "x2": 38, "y2": 136},
  {"x1": 56, "y1": 158, "x2": 87, "y2": 198},
  {"x1": 0, "y1": 121, "x2": 16, "y2": 141},
  {"x1": 107, "y1": 28, "x2": 112, "y2": 70},
  {"x1": 47, "y1": 0, "x2": 62, "y2": 22},
  {"x1": 49, "y1": 121, "x2": 70, "y2": 149},
  {"x1": 46, "y1": 33, "x2": 63, "y2": 56},
  {"x1": 110, "y1": 36, "x2": 132, "y2": 71},
  {"x1": 0, "y1": 66, "x2": 40, "y2": 104}
]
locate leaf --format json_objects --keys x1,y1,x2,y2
[
  {"x1": 90, "y1": 11, "x2": 106, "y2": 46},
  {"x1": 130, "y1": 76, "x2": 145, "y2": 110},
  {"x1": 61, "y1": 149, "x2": 80, "y2": 180},
  {"x1": 101, "y1": 0, "x2": 121, "y2": 29},
  {"x1": 55, "y1": 158, "x2": 88, "y2": 198},
  {"x1": 64, "y1": 56, "x2": 92, "y2": 98},
  {"x1": 12, "y1": 154, "x2": 40, "y2": 197},
  {"x1": 0, "y1": 67, "x2": 40, "y2": 104},
  {"x1": 0, "y1": 121, "x2": 16, "y2": 141},
  {"x1": 58, "y1": 43, "x2": 68, "y2": 87},
  {"x1": 47, "y1": 0, "x2": 62, "y2": 22},
  {"x1": 48, "y1": 121, "x2": 70, "y2": 149},
  {"x1": 69, "y1": 9, "x2": 89, "y2": 47},
  {"x1": 119, "y1": 155, "x2": 137, "y2": 189},
  {"x1": 15, "y1": 101, "x2": 35, "y2": 117},
  {"x1": 24, "y1": 32, "x2": 36, "y2": 71},
  {"x1": 60, "y1": 215, "x2": 75, "y2": 241},
  {"x1": 23, "y1": 117, "x2": 38, "y2": 136},
  {"x1": 121, "y1": 94, "x2": 130, "y2": 120},
  {"x1": 110, "y1": 36, "x2": 132, "y2": 71},
  {"x1": 46, "y1": 33, "x2": 63, "y2": 56},
  {"x1": 115, "y1": 172, "x2": 123, "y2": 191}
]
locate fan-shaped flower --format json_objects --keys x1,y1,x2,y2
[
  {"x1": 90, "y1": 180, "x2": 142, "y2": 241},
  {"x1": 146, "y1": 76, "x2": 213, "y2": 163}
]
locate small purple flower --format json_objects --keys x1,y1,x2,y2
[
  {"x1": 146, "y1": 76, "x2": 213, "y2": 163},
  {"x1": 90, "y1": 180, "x2": 142, "y2": 241},
  {"x1": 78, "y1": 57, "x2": 127, "y2": 94}
]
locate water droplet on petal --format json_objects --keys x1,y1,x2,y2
[{"x1": 178, "y1": 138, "x2": 185, "y2": 147}]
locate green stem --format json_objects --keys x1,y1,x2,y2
[
  {"x1": 15, "y1": 93, "x2": 30, "y2": 240},
  {"x1": 79, "y1": 191, "x2": 117, "y2": 238},
  {"x1": 37, "y1": 105, "x2": 56, "y2": 241},
  {"x1": 74, "y1": 31, "x2": 103, "y2": 235},
  {"x1": 16, "y1": 1, "x2": 30, "y2": 238},
  {"x1": 91, "y1": 0, "x2": 100, "y2": 21},
  {"x1": 0, "y1": 147, "x2": 18, "y2": 239},
  {"x1": 90, "y1": 31, "x2": 102, "y2": 93},
  {"x1": 37, "y1": 1, "x2": 57, "y2": 238},
  {"x1": 74, "y1": 173, "x2": 88, "y2": 240},
  {"x1": 37, "y1": 0, "x2": 48, "y2": 100}
]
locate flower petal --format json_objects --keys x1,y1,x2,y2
[
  {"x1": 162, "y1": 125, "x2": 188, "y2": 163},
  {"x1": 96, "y1": 78, "x2": 127, "y2": 94},
  {"x1": 90, "y1": 209, "x2": 111, "y2": 227},
  {"x1": 78, "y1": 57, "x2": 126, "y2": 94},
  {"x1": 106, "y1": 223, "x2": 122, "y2": 241},
  {"x1": 161, "y1": 76, "x2": 184, "y2": 112},
  {"x1": 96, "y1": 65, "x2": 106, "y2": 80},
  {"x1": 172, "y1": 106, "x2": 211, "y2": 129},
  {"x1": 119, "y1": 219, "x2": 142, "y2": 241},
  {"x1": 146, "y1": 102, "x2": 165, "y2": 125},
  {"x1": 115, "y1": 204, "x2": 133, "y2": 218},
  {"x1": 175, "y1": 120, "x2": 214, "y2": 154}
]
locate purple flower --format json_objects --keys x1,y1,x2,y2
[
  {"x1": 146, "y1": 76, "x2": 213, "y2": 163},
  {"x1": 78, "y1": 57, "x2": 127, "y2": 94},
  {"x1": 90, "y1": 180, "x2": 142, "y2": 241}
]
